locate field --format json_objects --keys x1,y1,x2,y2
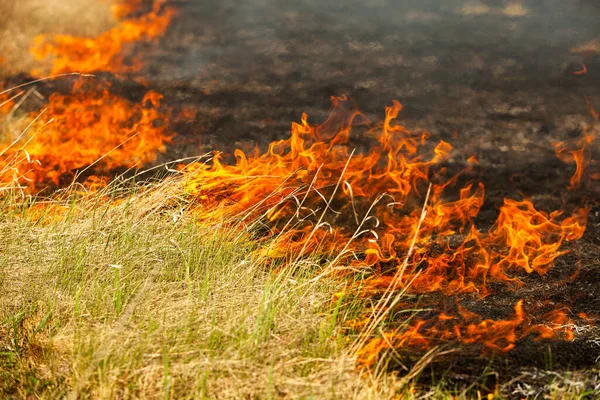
[{"x1": 1, "y1": 0, "x2": 600, "y2": 398}]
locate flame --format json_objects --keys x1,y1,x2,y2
[
  {"x1": 183, "y1": 98, "x2": 450, "y2": 218},
  {"x1": 554, "y1": 101, "x2": 598, "y2": 190},
  {"x1": 0, "y1": 81, "x2": 171, "y2": 191},
  {"x1": 183, "y1": 97, "x2": 587, "y2": 291},
  {"x1": 574, "y1": 63, "x2": 588, "y2": 75},
  {"x1": 555, "y1": 132, "x2": 595, "y2": 189},
  {"x1": 1, "y1": 0, "x2": 594, "y2": 370},
  {"x1": 180, "y1": 96, "x2": 591, "y2": 364},
  {"x1": 0, "y1": 92, "x2": 17, "y2": 111},
  {"x1": 30, "y1": 0, "x2": 176, "y2": 76},
  {"x1": 356, "y1": 300, "x2": 578, "y2": 368},
  {"x1": 0, "y1": 0, "x2": 176, "y2": 192}
]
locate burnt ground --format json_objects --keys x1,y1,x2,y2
[{"x1": 5, "y1": 0, "x2": 600, "y2": 396}]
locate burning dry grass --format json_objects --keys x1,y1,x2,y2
[
  {"x1": 1, "y1": 80, "x2": 598, "y2": 397},
  {"x1": 4, "y1": 83, "x2": 171, "y2": 192},
  {"x1": 0, "y1": 0, "x2": 115, "y2": 77},
  {"x1": 29, "y1": 0, "x2": 176, "y2": 77},
  {"x1": 1, "y1": 0, "x2": 599, "y2": 396},
  {"x1": 0, "y1": 169, "x2": 597, "y2": 398}
]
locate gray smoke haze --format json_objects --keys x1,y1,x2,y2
[{"x1": 161, "y1": 0, "x2": 600, "y2": 83}]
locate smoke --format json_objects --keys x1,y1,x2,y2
[{"x1": 0, "y1": 0, "x2": 115, "y2": 77}]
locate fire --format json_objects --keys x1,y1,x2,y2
[
  {"x1": 0, "y1": 81, "x2": 171, "y2": 191},
  {"x1": 0, "y1": 0, "x2": 177, "y2": 193},
  {"x1": 183, "y1": 98, "x2": 451, "y2": 218},
  {"x1": 181, "y1": 96, "x2": 591, "y2": 365},
  {"x1": 30, "y1": 0, "x2": 176, "y2": 76},
  {"x1": 554, "y1": 101, "x2": 598, "y2": 190},
  {"x1": 1, "y1": 0, "x2": 595, "y2": 374},
  {"x1": 182, "y1": 97, "x2": 587, "y2": 291},
  {"x1": 356, "y1": 301, "x2": 578, "y2": 368}
]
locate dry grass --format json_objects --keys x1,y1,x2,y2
[{"x1": 0, "y1": 175, "x2": 407, "y2": 399}]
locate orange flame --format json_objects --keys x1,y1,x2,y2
[
  {"x1": 574, "y1": 63, "x2": 588, "y2": 75},
  {"x1": 180, "y1": 96, "x2": 591, "y2": 364},
  {"x1": 554, "y1": 101, "x2": 598, "y2": 190},
  {"x1": 183, "y1": 97, "x2": 587, "y2": 291},
  {"x1": 183, "y1": 98, "x2": 450, "y2": 218},
  {"x1": 0, "y1": 0, "x2": 177, "y2": 192},
  {"x1": 1, "y1": 81, "x2": 171, "y2": 191},
  {"x1": 30, "y1": 0, "x2": 176, "y2": 76},
  {"x1": 356, "y1": 300, "x2": 577, "y2": 368}
]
